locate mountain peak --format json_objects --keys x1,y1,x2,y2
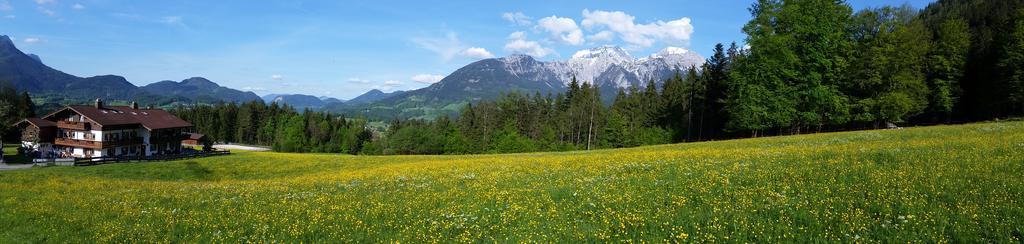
[
  {"x1": 0, "y1": 35, "x2": 12, "y2": 46},
  {"x1": 0, "y1": 35, "x2": 20, "y2": 54},
  {"x1": 571, "y1": 46, "x2": 632, "y2": 61},
  {"x1": 28, "y1": 54, "x2": 42, "y2": 63},
  {"x1": 655, "y1": 47, "x2": 690, "y2": 56},
  {"x1": 499, "y1": 54, "x2": 536, "y2": 63},
  {"x1": 182, "y1": 77, "x2": 218, "y2": 87}
]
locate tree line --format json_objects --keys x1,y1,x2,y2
[{"x1": 169, "y1": 101, "x2": 372, "y2": 154}]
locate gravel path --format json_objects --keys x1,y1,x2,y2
[
  {"x1": 212, "y1": 144, "x2": 271, "y2": 152},
  {"x1": 0, "y1": 163, "x2": 34, "y2": 170}
]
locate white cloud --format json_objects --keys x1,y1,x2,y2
[
  {"x1": 410, "y1": 74, "x2": 444, "y2": 84},
  {"x1": 413, "y1": 32, "x2": 492, "y2": 62},
  {"x1": 3, "y1": 15, "x2": 13, "y2": 19},
  {"x1": 588, "y1": 30, "x2": 615, "y2": 43},
  {"x1": 23, "y1": 37, "x2": 41, "y2": 44},
  {"x1": 0, "y1": 1, "x2": 12, "y2": 11},
  {"x1": 412, "y1": 32, "x2": 465, "y2": 62},
  {"x1": 271, "y1": 74, "x2": 283, "y2": 80},
  {"x1": 581, "y1": 9, "x2": 694, "y2": 47},
  {"x1": 347, "y1": 78, "x2": 371, "y2": 84},
  {"x1": 503, "y1": 31, "x2": 554, "y2": 58},
  {"x1": 33, "y1": 0, "x2": 54, "y2": 4},
  {"x1": 460, "y1": 47, "x2": 494, "y2": 59},
  {"x1": 374, "y1": 80, "x2": 404, "y2": 91},
  {"x1": 160, "y1": 16, "x2": 182, "y2": 24},
  {"x1": 508, "y1": 31, "x2": 526, "y2": 39},
  {"x1": 502, "y1": 12, "x2": 532, "y2": 26},
  {"x1": 537, "y1": 16, "x2": 584, "y2": 45},
  {"x1": 242, "y1": 86, "x2": 267, "y2": 92},
  {"x1": 38, "y1": 7, "x2": 55, "y2": 16},
  {"x1": 72, "y1": 3, "x2": 84, "y2": 10}
]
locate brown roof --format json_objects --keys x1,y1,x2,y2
[
  {"x1": 186, "y1": 133, "x2": 205, "y2": 140},
  {"x1": 44, "y1": 105, "x2": 192, "y2": 130},
  {"x1": 13, "y1": 118, "x2": 57, "y2": 127}
]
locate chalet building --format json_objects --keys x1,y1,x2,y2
[
  {"x1": 14, "y1": 99, "x2": 193, "y2": 159},
  {"x1": 181, "y1": 133, "x2": 208, "y2": 147}
]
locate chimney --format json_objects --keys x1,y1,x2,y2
[
  {"x1": 131, "y1": 101, "x2": 139, "y2": 109},
  {"x1": 94, "y1": 98, "x2": 103, "y2": 108}
]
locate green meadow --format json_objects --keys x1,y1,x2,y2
[{"x1": 1, "y1": 121, "x2": 1022, "y2": 242}]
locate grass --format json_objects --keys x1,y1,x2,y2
[
  {"x1": 0, "y1": 122, "x2": 1022, "y2": 242},
  {"x1": 1, "y1": 144, "x2": 31, "y2": 164}
]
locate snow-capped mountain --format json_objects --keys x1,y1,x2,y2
[
  {"x1": 558, "y1": 46, "x2": 704, "y2": 89},
  {"x1": 330, "y1": 46, "x2": 704, "y2": 119},
  {"x1": 413, "y1": 45, "x2": 702, "y2": 102}
]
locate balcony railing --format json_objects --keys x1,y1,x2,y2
[
  {"x1": 55, "y1": 137, "x2": 145, "y2": 149},
  {"x1": 55, "y1": 137, "x2": 103, "y2": 149},
  {"x1": 57, "y1": 121, "x2": 88, "y2": 130}
]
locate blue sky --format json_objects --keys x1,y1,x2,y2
[{"x1": 1, "y1": 0, "x2": 933, "y2": 100}]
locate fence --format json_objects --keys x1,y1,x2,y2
[{"x1": 71, "y1": 150, "x2": 231, "y2": 166}]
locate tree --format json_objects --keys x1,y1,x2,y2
[
  {"x1": 0, "y1": 100, "x2": 12, "y2": 139},
  {"x1": 17, "y1": 92, "x2": 35, "y2": 119},
  {"x1": 928, "y1": 18, "x2": 970, "y2": 121},
  {"x1": 848, "y1": 6, "x2": 932, "y2": 125},
  {"x1": 731, "y1": 0, "x2": 856, "y2": 135},
  {"x1": 697, "y1": 43, "x2": 731, "y2": 139},
  {"x1": 1000, "y1": 9, "x2": 1024, "y2": 114},
  {"x1": 275, "y1": 115, "x2": 307, "y2": 152},
  {"x1": 490, "y1": 123, "x2": 538, "y2": 153}
]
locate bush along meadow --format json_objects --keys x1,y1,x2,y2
[{"x1": 0, "y1": 121, "x2": 1022, "y2": 242}]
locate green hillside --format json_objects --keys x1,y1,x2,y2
[{"x1": 1, "y1": 121, "x2": 1022, "y2": 242}]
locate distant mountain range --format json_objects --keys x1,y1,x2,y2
[
  {"x1": 143, "y1": 77, "x2": 261, "y2": 103},
  {"x1": 0, "y1": 35, "x2": 260, "y2": 105},
  {"x1": 330, "y1": 46, "x2": 703, "y2": 119},
  {"x1": 260, "y1": 94, "x2": 347, "y2": 109},
  {"x1": 345, "y1": 89, "x2": 405, "y2": 105},
  {"x1": 1, "y1": 34, "x2": 703, "y2": 120}
]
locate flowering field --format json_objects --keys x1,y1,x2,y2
[{"x1": 1, "y1": 122, "x2": 1023, "y2": 242}]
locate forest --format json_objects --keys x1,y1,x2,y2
[
  {"x1": 171, "y1": 0, "x2": 1018, "y2": 155},
  {"x1": 3, "y1": 0, "x2": 1023, "y2": 155}
]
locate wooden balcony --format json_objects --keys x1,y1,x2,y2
[
  {"x1": 57, "y1": 121, "x2": 88, "y2": 130},
  {"x1": 55, "y1": 137, "x2": 145, "y2": 149},
  {"x1": 55, "y1": 137, "x2": 103, "y2": 149}
]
